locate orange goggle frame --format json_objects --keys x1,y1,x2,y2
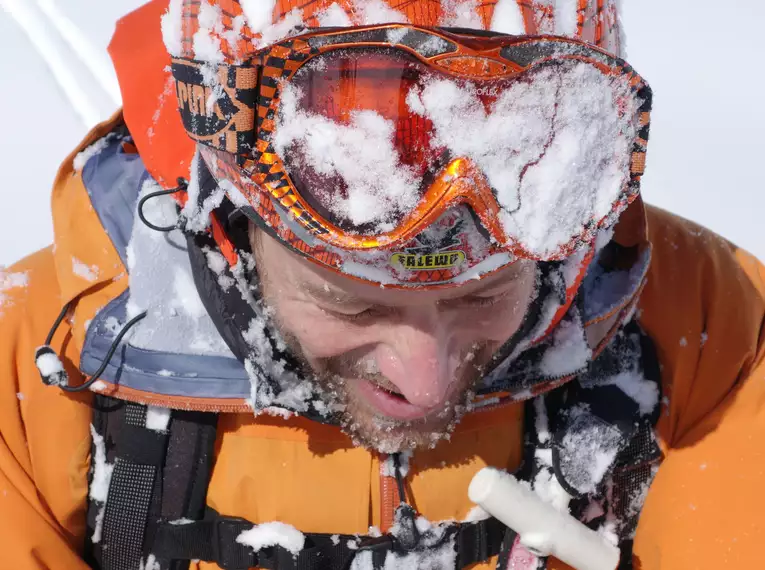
[{"x1": 170, "y1": 24, "x2": 651, "y2": 261}]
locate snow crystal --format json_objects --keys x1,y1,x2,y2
[
  {"x1": 489, "y1": 0, "x2": 526, "y2": 35},
  {"x1": 193, "y1": 0, "x2": 225, "y2": 63},
  {"x1": 216, "y1": 177, "x2": 253, "y2": 209},
  {"x1": 330, "y1": 534, "x2": 340, "y2": 546},
  {"x1": 139, "y1": 555, "x2": 161, "y2": 570},
  {"x1": 264, "y1": 406, "x2": 295, "y2": 419},
  {"x1": 205, "y1": 248, "x2": 228, "y2": 275},
  {"x1": 221, "y1": 15, "x2": 247, "y2": 61},
  {"x1": 103, "y1": 316, "x2": 121, "y2": 335},
  {"x1": 161, "y1": 0, "x2": 184, "y2": 56},
  {"x1": 240, "y1": 0, "x2": 304, "y2": 49},
  {"x1": 89, "y1": 424, "x2": 113, "y2": 505},
  {"x1": 170, "y1": 266, "x2": 207, "y2": 319},
  {"x1": 594, "y1": 226, "x2": 615, "y2": 252},
  {"x1": 380, "y1": 450, "x2": 413, "y2": 477},
  {"x1": 169, "y1": 518, "x2": 195, "y2": 525},
  {"x1": 317, "y1": 3, "x2": 353, "y2": 27},
  {"x1": 452, "y1": 253, "x2": 513, "y2": 284},
  {"x1": 464, "y1": 505, "x2": 490, "y2": 522},
  {"x1": 538, "y1": 315, "x2": 591, "y2": 377},
  {"x1": 72, "y1": 257, "x2": 99, "y2": 282},
  {"x1": 700, "y1": 332, "x2": 708, "y2": 346},
  {"x1": 533, "y1": 461, "x2": 572, "y2": 512},
  {"x1": 557, "y1": 412, "x2": 622, "y2": 495},
  {"x1": 243, "y1": 316, "x2": 314, "y2": 412},
  {"x1": 236, "y1": 522, "x2": 305, "y2": 556},
  {"x1": 182, "y1": 153, "x2": 226, "y2": 232},
  {"x1": 0, "y1": 269, "x2": 28, "y2": 314},
  {"x1": 274, "y1": 83, "x2": 419, "y2": 229},
  {"x1": 16, "y1": 392, "x2": 24, "y2": 401},
  {"x1": 259, "y1": 8, "x2": 305, "y2": 49},
  {"x1": 602, "y1": 370, "x2": 659, "y2": 415},
  {"x1": 240, "y1": 0, "x2": 276, "y2": 35},
  {"x1": 145, "y1": 406, "x2": 171, "y2": 432},
  {"x1": 92, "y1": 506, "x2": 106, "y2": 543},
  {"x1": 553, "y1": 0, "x2": 579, "y2": 36},
  {"x1": 440, "y1": 0, "x2": 483, "y2": 29},
  {"x1": 204, "y1": 248, "x2": 235, "y2": 290},
  {"x1": 90, "y1": 380, "x2": 108, "y2": 392},
  {"x1": 419, "y1": 35, "x2": 451, "y2": 57},
  {"x1": 0, "y1": 270, "x2": 28, "y2": 293},
  {"x1": 377, "y1": 514, "x2": 457, "y2": 570},
  {"x1": 340, "y1": 260, "x2": 397, "y2": 285},
  {"x1": 408, "y1": 63, "x2": 639, "y2": 258},
  {"x1": 533, "y1": 397, "x2": 550, "y2": 444},
  {"x1": 126, "y1": 178, "x2": 232, "y2": 357},
  {"x1": 679, "y1": 336, "x2": 688, "y2": 347},
  {"x1": 354, "y1": 0, "x2": 409, "y2": 25},
  {"x1": 73, "y1": 134, "x2": 114, "y2": 171}
]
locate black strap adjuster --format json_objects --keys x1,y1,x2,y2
[{"x1": 212, "y1": 517, "x2": 258, "y2": 570}]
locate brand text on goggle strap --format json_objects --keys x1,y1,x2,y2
[{"x1": 390, "y1": 251, "x2": 466, "y2": 270}]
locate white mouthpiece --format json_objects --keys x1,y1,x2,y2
[{"x1": 468, "y1": 468, "x2": 620, "y2": 570}]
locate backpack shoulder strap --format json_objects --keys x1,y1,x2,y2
[{"x1": 84, "y1": 395, "x2": 218, "y2": 570}]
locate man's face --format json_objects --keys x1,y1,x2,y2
[{"x1": 252, "y1": 227, "x2": 537, "y2": 452}]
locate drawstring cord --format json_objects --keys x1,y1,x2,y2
[
  {"x1": 137, "y1": 177, "x2": 187, "y2": 232},
  {"x1": 391, "y1": 453, "x2": 421, "y2": 550},
  {"x1": 392, "y1": 453, "x2": 409, "y2": 505},
  {"x1": 36, "y1": 297, "x2": 147, "y2": 392},
  {"x1": 36, "y1": 177, "x2": 187, "y2": 390}
]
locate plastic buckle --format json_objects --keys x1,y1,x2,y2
[
  {"x1": 392, "y1": 504, "x2": 421, "y2": 552},
  {"x1": 212, "y1": 517, "x2": 257, "y2": 570}
]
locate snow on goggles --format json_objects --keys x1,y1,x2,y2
[{"x1": 171, "y1": 24, "x2": 651, "y2": 261}]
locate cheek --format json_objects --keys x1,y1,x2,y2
[{"x1": 273, "y1": 301, "x2": 372, "y2": 359}]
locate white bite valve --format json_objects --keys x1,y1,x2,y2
[{"x1": 468, "y1": 468, "x2": 620, "y2": 570}]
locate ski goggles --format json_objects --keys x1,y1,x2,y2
[{"x1": 171, "y1": 24, "x2": 651, "y2": 261}]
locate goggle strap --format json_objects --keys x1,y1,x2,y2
[{"x1": 171, "y1": 57, "x2": 259, "y2": 155}]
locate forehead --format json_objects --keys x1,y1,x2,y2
[{"x1": 259, "y1": 230, "x2": 536, "y2": 304}]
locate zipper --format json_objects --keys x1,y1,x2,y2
[
  {"x1": 88, "y1": 381, "x2": 253, "y2": 413},
  {"x1": 380, "y1": 454, "x2": 402, "y2": 532}
]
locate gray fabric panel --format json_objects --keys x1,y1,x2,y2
[
  {"x1": 80, "y1": 287, "x2": 251, "y2": 399},
  {"x1": 79, "y1": 136, "x2": 251, "y2": 401},
  {"x1": 82, "y1": 137, "x2": 149, "y2": 265}
]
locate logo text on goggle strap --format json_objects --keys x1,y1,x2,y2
[
  {"x1": 175, "y1": 81, "x2": 232, "y2": 136},
  {"x1": 390, "y1": 251, "x2": 466, "y2": 270}
]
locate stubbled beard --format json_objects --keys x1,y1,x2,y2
[
  {"x1": 319, "y1": 373, "x2": 477, "y2": 454},
  {"x1": 279, "y1": 329, "x2": 492, "y2": 453}
]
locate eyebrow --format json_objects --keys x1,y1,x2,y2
[
  {"x1": 298, "y1": 262, "x2": 532, "y2": 306},
  {"x1": 298, "y1": 280, "x2": 366, "y2": 306}
]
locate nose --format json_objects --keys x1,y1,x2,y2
[{"x1": 375, "y1": 307, "x2": 461, "y2": 410}]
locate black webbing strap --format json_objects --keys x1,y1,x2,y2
[
  {"x1": 152, "y1": 514, "x2": 507, "y2": 570},
  {"x1": 102, "y1": 403, "x2": 170, "y2": 570}
]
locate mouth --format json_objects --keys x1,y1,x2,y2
[{"x1": 355, "y1": 380, "x2": 436, "y2": 421}]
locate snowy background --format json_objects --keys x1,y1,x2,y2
[{"x1": 0, "y1": 0, "x2": 762, "y2": 267}]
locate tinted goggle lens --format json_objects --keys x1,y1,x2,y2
[{"x1": 273, "y1": 47, "x2": 643, "y2": 255}]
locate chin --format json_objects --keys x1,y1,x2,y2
[{"x1": 337, "y1": 391, "x2": 471, "y2": 454}]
